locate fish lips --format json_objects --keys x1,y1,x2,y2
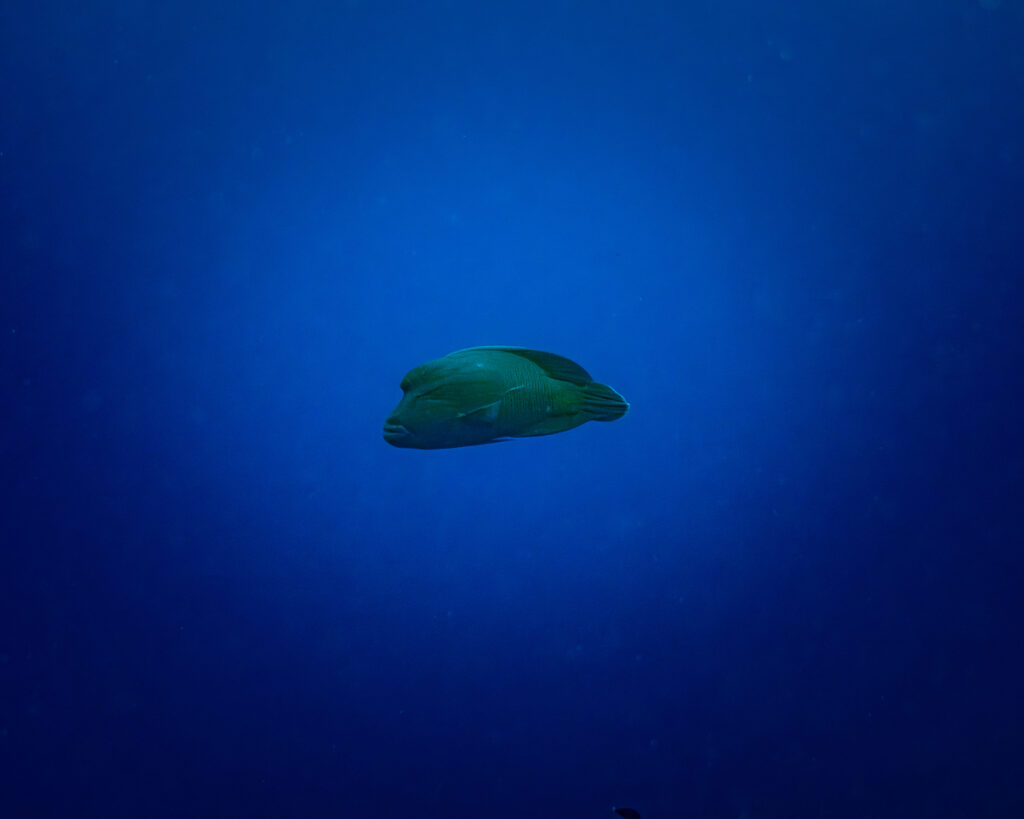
[{"x1": 382, "y1": 420, "x2": 412, "y2": 446}]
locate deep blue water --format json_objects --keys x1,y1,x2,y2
[{"x1": 3, "y1": 1, "x2": 1023, "y2": 817}]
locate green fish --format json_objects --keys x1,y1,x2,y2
[{"x1": 383, "y1": 346, "x2": 629, "y2": 449}]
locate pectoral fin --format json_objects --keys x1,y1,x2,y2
[
  {"x1": 456, "y1": 385, "x2": 524, "y2": 424},
  {"x1": 457, "y1": 400, "x2": 501, "y2": 423}
]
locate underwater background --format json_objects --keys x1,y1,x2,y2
[{"x1": 2, "y1": 1, "x2": 1023, "y2": 817}]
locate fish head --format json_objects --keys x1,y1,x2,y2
[{"x1": 383, "y1": 358, "x2": 504, "y2": 449}]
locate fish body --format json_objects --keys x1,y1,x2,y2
[{"x1": 383, "y1": 346, "x2": 628, "y2": 449}]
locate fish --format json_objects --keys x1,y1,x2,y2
[
  {"x1": 612, "y1": 809, "x2": 642, "y2": 819},
  {"x1": 383, "y1": 346, "x2": 628, "y2": 449}
]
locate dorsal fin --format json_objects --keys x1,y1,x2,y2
[{"x1": 457, "y1": 346, "x2": 593, "y2": 385}]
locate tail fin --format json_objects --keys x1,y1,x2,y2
[{"x1": 581, "y1": 381, "x2": 629, "y2": 421}]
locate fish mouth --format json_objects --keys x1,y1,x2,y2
[{"x1": 382, "y1": 421, "x2": 410, "y2": 444}]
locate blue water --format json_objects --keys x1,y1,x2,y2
[{"x1": 3, "y1": 1, "x2": 1022, "y2": 817}]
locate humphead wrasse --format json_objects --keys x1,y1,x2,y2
[{"x1": 383, "y1": 346, "x2": 629, "y2": 449}]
